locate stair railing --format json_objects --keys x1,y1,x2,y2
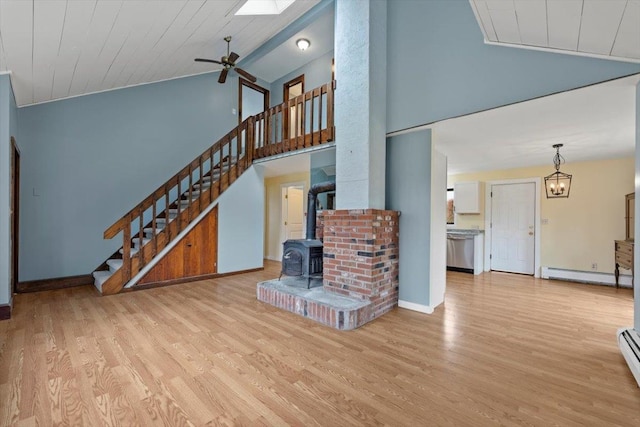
[{"x1": 101, "y1": 81, "x2": 335, "y2": 293}]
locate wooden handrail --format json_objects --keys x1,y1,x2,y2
[{"x1": 101, "y1": 82, "x2": 335, "y2": 292}]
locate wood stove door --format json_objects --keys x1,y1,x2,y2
[{"x1": 283, "y1": 248, "x2": 303, "y2": 276}]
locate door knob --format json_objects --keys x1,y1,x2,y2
[{"x1": 528, "y1": 232, "x2": 534, "y2": 236}]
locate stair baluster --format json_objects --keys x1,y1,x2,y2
[{"x1": 97, "y1": 82, "x2": 335, "y2": 294}]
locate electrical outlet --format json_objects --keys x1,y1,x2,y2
[{"x1": 591, "y1": 263, "x2": 597, "y2": 271}]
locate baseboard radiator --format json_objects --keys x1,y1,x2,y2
[
  {"x1": 618, "y1": 328, "x2": 640, "y2": 387},
  {"x1": 541, "y1": 267, "x2": 632, "y2": 288}
]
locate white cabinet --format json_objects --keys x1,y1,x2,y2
[{"x1": 454, "y1": 181, "x2": 483, "y2": 214}]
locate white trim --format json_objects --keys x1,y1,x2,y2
[
  {"x1": 542, "y1": 266, "x2": 633, "y2": 288},
  {"x1": 484, "y1": 178, "x2": 541, "y2": 278},
  {"x1": 0, "y1": 71, "x2": 12, "y2": 76},
  {"x1": 398, "y1": 300, "x2": 435, "y2": 314},
  {"x1": 483, "y1": 40, "x2": 640, "y2": 65},
  {"x1": 18, "y1": 70, "x2": 220, "y2": 108},
  {"x1": 618, "y1": 328, "x2": 640, "y2": 387},
  {"x1": 264, "y1": 255, "x2": 281, "y2": 262}
]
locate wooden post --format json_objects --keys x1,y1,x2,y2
[
  {"x1": 327, "y1": 81, "x2": 335, "y2": 141},
  {"x1": 122, "y1": 222, "x2": 131, "y2": 282}
]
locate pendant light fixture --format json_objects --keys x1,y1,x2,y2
[{"x1": 544, "y1": 144, "x2": 572, "y2": 198}]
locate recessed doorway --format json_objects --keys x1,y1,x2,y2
[
  {"x1": 10, "y1": 137, "x2": 20, "y2": 293},
  {"x1": 485, "y1": 178, "x2": 541, "y2": 277},
  {"x1": 283, "y1": 74, "x2": 304, "y2": 140},
  {"x1": 280, "y1": 183, "x2": 305, "y2": 259},
  {"x1": 239, "y1": 78, "x2": 269, "y2": 125}
]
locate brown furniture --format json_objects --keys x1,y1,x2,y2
[
  {"x1": 614, "y1": 240, "x2": 634, "y2": 288},
  {"x1": 615, "y1": 192, "x2": 635, "y2": 288}
]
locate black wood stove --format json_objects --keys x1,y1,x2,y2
[{"x1": 280, "y1": 181, "x2": 335, "y2": 288}]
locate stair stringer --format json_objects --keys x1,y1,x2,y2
[
  {"x1": 98, "y1": 160, "x2": 247, "y2": 295},
  {"x1": 123, "y1": 190, "x2": 221, "y2": 289}
]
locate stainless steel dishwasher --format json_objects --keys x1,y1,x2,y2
[{"x1": 446, "y1": 234, "x2": 474, "y2": 273}]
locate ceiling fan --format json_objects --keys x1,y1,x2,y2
[{"x1": 194, "y1": 36, "x2": 257, "y2": 84}]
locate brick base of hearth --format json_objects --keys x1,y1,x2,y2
[
  {"x1": 257, "y1": 209, "x2": 400, "y2": 331},
  {"x1": 257, "y1": 278, "x2": 372, "y2": 330}
]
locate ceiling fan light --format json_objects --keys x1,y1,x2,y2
[{"x1": 296, "y1": 38, "x2": 310, "y2": 51}]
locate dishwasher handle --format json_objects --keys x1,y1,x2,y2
[{"x1": 447, "y1": 235, "x2": 474, "y2": 240}]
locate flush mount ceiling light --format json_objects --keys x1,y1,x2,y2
[
  {"x1": 544, "y1": 144, "x2": 572, "y2": 199},
  {"x1": 296, "y1": 38, "x2": 311, "y2": 51}
]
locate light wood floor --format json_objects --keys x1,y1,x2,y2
[{"x1": 1, "y1": 262, "x2": 638, "y2": 426}]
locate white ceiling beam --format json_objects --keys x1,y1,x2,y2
[
  {"x1": 120, "y1": 0, "x2": 189, "y2": 87},
  {"x1": 52, "y1": 0, "x2": 98, "y2": 100},
  {"x1": 513, "y1": 0, "x2": 547, "y2": 47},
  {"x1": 469, "y1": 1, "x2": 498, "y2": 42},
  {"x1": 578, "y1": 0, "x2": 627, "y2": 55},
  {"x1": 547, "y1": 0, "x2": 583, "y2": 51},
  {"x1": 611, "y1": 0, "x2": 640, "y2": 60},
  {"x1": 81, "y1": 0, "x2": 129, "y2": 95},
  {"x1": 491, "y1": 9, "x2": 521, "y2": 44},
  {"x1": 33, "y1": 0, "x2": 67, "y2": 103}
]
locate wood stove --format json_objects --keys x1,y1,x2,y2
[
  {"x1": 281, "y1": 239, "x2": 323, "y2": 286},
  {"x1": 279, "y1": 181, "x2": 335, "y2": 288}
]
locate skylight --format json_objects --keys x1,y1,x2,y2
[{"x1": 235, "y1": 0, "x2": 296, "y2": 16}]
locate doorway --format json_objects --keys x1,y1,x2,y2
[
  {"x1": 10, "y1": 137, "x2": 20, "y2": 293},
  {"x1": 239, "y1": 78, "x2": 269, "y2": 124},
  {"x1": 283, "y1": 74, "x2": 304, "y2": 140},
  {"x1": 239, "y1": 78, "x2": 269, "y2": 157},
  {"x1": 485, "y1": 179, "x2": 540, "y2": 276},
  {"x1": 280, "y1": 183, "x2": 305, "y2": 259}
]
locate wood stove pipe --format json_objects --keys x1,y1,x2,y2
[{"x1": 306, "y1": 181, "x2": 336, "y2": 240}]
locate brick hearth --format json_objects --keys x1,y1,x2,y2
[
  {"x1": 321, "y1": 209, "x2": 400, "y2": 320},
  {"x1": 257, "y1": 209, "x2": 399, "y2": 330}
]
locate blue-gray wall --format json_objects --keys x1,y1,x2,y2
[
  {"x1": 0, "y1": 74, "x2": 18, "y2": 305},
  {"x1": 386, "y1": 129, "x2": 432, "y2": 307},
  {"x1": 18, "y1": 73, "x2": 242, "y2": 281},
  {"x1": 270, "y1": 51, "x2": 333, "y2": 107},
  {"x1": 386, "y1": 0, "x2": 640, "y2": 133}
]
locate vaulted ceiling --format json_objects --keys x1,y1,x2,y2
[
  {"x1": 0, "y1": 0, "x2": 320, "y2": 106},
  {"x1": 470, "y1": 0, "x2": 640, "y2": 63}
]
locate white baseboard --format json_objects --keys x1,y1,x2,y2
[
  {"x1": 618, "y1": 327, "x2": 640, "y2": 387},
  {"x1": 264, "y1": 255, "x2": 281, "y2": 262},
  {"x1": 541, "y1": 267, "x2": 633, "y2": 288},
  {"x1": 398, "y1": 300, "x2": 435, "y2": 314}
]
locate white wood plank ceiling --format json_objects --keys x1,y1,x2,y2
[
  {"x1": 470, "y1": 0, "x2": 640, "y2": 63},
  {"x1": 0, "y1": 0, "x2": 320, "y2": 106}
]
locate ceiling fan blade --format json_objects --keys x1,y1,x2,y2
[
  {"x1": 218, "y1": 68, "x2": 229, "y2": 84},
  {"x1": 235, "y1": 67, "x2": 257, "y2": 82},
  {"x1": 228, "y1": 51, "x2": 240, "y2": 64},
  {"x1": 195, "y1": 58, "x2": 223, "y2": 65}
]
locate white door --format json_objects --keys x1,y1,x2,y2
[
  {"x1": 490, "y1": 182, "x2": 535, "y2": 274},
  {"x1": 281, "y1": 185, "x2": 305, "y2": 242}
]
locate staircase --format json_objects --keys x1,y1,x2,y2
[{"x1": 93, "y1": 81, "x2": 336, "y2": 295}]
